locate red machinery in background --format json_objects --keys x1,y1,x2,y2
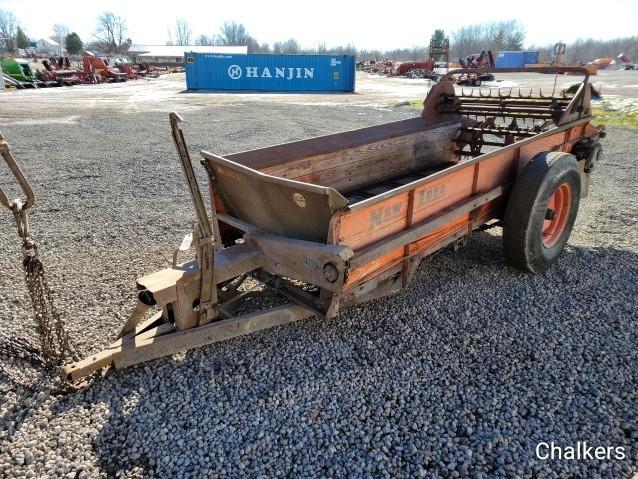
[
  {"x1": 457, "y1": 51, "x2": 496, "y2": 85},
  {"x1": 82, "y1": 56, "x2": 129, "y2": 82}
]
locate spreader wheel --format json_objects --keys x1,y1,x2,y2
[{"x1": 503, "y1": 151, "x2": 581, "y2": 273}]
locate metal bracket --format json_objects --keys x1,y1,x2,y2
[
  {"x1": 0, "y1": 133, "x2": 35, "y2": 211},
  {"x1": 169, "y1": 112, "x2": 221, "y2": 325},
  {"x1": 453, "y1": 236, "x2": 467, "y2": 252}
]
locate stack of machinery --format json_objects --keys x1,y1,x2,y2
[
  {"x1": 357, "y1": 37, "x2": 450, "y2": 80},
  {"x1": 456, "y1": 50, "x2": 496, "y2": 85},
  {"x1": 2, "y1": 54, "x2": 160, "y2": 90}
]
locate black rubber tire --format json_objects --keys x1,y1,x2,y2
[{"x1": 503, "y1": 151, "x2": 581, "y2": 273}]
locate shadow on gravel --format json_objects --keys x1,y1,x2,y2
[
  {"x1": 0, "y1": 365, "x2": 52, "y2": 441},
  {"x1": 49, "y1": 235, "x2": 637, "y2": 478}
]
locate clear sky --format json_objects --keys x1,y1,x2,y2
[{"x1": 2, "y1": 0, "x2": 637, "y2": 50}]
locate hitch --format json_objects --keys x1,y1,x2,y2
[
  {"x1": 61, "y1": 113, "x2": 342, "y2": 380},
  {"x1": 1, "y1": 132, "x2": 80, "y2": 368},
  {"x1": 0, "y1": 132, "x2": 35, "y2": 211},
  {"x1": 169, "y1": 112, "x2": 220, "y2": 326}
]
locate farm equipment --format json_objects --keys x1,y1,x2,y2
[
  {"x1": 618, "y1": 53, "x2": 635, "y2": 70},
  {"x1": 82, "y1": 55, "x2": 128, "y2": 82},
  {"x1": 1, "y1": 58, "x2": 79, "y2": 88},
  {"x1": 538, "y1": 43, "x2": 599, "y2": 75},
  {"x1": 38, "y1": 58, "x2": 82, "y2": 86},
  {"x1": 428, "y1": 37, "x2": 449, "y2": 77},
  {"x1": 3, "y1": 72, "x2": 26, "y2": 89},
  {"x1": 1, "y1": 58, "x2": 36, "y2": 83},
  {"x1": 457, "y1": 51, "x2": 496, "y2": 85},
  {"x1": 1, "y1": 67, "x2": 604, "y2": 382},
  {"x1": 394, "y1": 60, "x2": 436, "y2": 77},
  {"x1": 398, "y1": 37, "x2": 450, "y2": 80},
  {"x1": 114, "y1": 62, "x2": 140, "y2": 79},
  {"x1": 135, "y1": 62, "x2": 160, "y2": 77},
  {"x1": 1, "y1": 58, "x2": 51, "y2": 88}
]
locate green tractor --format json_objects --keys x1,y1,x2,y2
[{"x1": 1, "y1": 58, "x2": 44, "y2": 88}]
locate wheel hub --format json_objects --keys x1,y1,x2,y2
[{"x1": 542, "y1": 183, "x2": 572, "y2": 248}]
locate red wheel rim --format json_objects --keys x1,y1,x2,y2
[{"x1": 542, "y1": 183, "x2": 572, "y2": 248}]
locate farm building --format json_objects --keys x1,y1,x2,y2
[
  {"x1": 127, "y1": 45, "x2": 247, "y2": 67},
  {"x1": 36, "y1": 38, "x2": 66, "y2": 56}
]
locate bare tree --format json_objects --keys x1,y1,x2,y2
[
  {"x1": 450, "y1": 20, "x2": 525, "y2": 59},
  {"x1": 257, "y1": 42, "x2": 271, "y2": 53},
  {"x1": 195, "y1": 34, "x2": 214, "y2": 46},
  {"x1": 93, "y1": 12, "x2": 129, "y2": 54},
  {"x1": 52, "y1": 23, "x2": 69, "y2": 55},
  {"x1": 245, "y1": 36, "x2": 260, "y2": 53},
  {"x1": 0, "y1": 9, "x2": 19, "y2": 52},
  {"x1": 174, "y1": 18, "x2": 192, "y2": 46},
  {"x1": 166, "y1": 27, "x2": 173, "y2": 46},
  {"x1": 216, "y1": 21, "x2": 261, "y2": 51},
  {"x1": 217, "y1": 21, "x2": 249, "y2": 45},
  {"x1": 339, "y1": 43, "x2": 357, "y2": 56},
  {"x1": 530, "y1": 36, "x2": 638, "y2": 64},
  {"x1": 280, "y1": 38, "x2": 300, "y2": 54}
]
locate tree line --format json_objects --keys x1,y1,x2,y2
[
  {"x1": 170, "y1": 18, "x2": 636, "y2": 64},
  {"x1": 0, "y1": 10, "x2": 131, "y2": 56},
  {"x1": 177, "y1": 20, "x2": 525, "y2": 59},
  {"x1": 529, "y1": 37, "x2": 638, "y2": 64},
  {"x1": 1, "y1": 9, "x2": 635, "y2": 64}
]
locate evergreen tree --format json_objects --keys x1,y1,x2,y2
[
  {"x1": 16, "y1": 26, "x2": 29, "y2": 49},
  {"x1": 65, "y1": 32, "x2": 83, "y2": 55}
]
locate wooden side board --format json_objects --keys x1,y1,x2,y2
[
  {"x1": 260, "y1": 123, "x2": 460, "y2": 193},
  {"x1": 225, "y1": 117, "x2": 457, "y2": 170},
  {"x1": 208, "y1": 118, "x2": 461, "y2": 236}
]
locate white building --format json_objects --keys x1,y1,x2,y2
[
  {"x1": 127, "y1": 45, "x2": 247, "y2": 66},
  {"x1": 36, "y1": 38, "x2": 66, "y2": 56}
]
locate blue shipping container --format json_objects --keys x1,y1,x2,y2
[
  {"x1": 185, "y1": 53, "x2": 355, "y2": 92},
  {"x1": 523, "y1": 51, "x2": 539, "y2": 65},
  {"x1": 495, "y1": 51, "x2": 525, "y2": 68}
]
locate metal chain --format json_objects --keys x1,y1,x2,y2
[
  {"x1": 1, "y1": 133, "x2": 82, "y2": 389},
  {"x1": 1, "y1": 203, "x2": 81, "y2": 371},
  {"x1": 23, "y1": 253, "x2": 81, "y2": 366}
]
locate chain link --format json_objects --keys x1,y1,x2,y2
[
  {"x1": 23, "y1": 253, "x2": 82, "y2": 366},
  {"x1": 1, "y1": 203, "x2": 81, "y2": 372},
  {"x1": 1, "y1": 135, "x2": 82, "y2": 389}
]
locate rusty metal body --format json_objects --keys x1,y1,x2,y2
[{"x1": 56, "y1": 67, "x2": 605, "y2": 380}]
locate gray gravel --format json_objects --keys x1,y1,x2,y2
[{"x1": 0, "y1": 102, "x2": 636, "y2": 478}]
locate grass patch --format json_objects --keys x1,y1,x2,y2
[
  {"x1": 592, "y1": 108, "x2": 638, "y2": 129},
  {"x1": 395, "y1": 98, "x2": 638, "y2": 129},
  {"x1": 393, "y1": 99, "x2": 422, "y2": 109}
]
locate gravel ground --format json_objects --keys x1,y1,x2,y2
[{"x1": 0, "y1": 100, "x2": 636, "y2": 478}]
